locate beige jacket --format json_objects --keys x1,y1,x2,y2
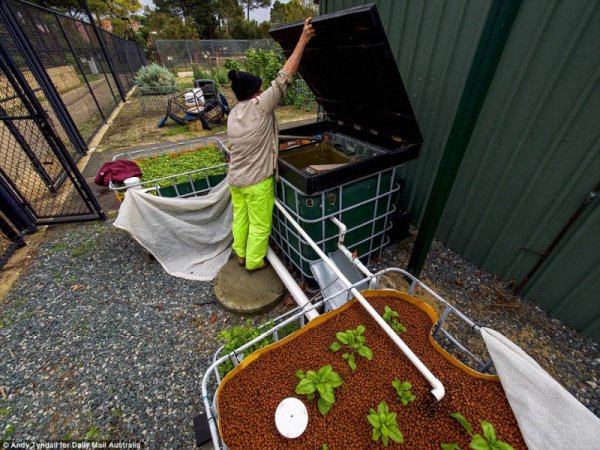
[{"x1": 226, "y1": 70, "x2": 293, "y2": 187}]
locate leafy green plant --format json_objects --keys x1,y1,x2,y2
[
  {"x1": 224, "y1": 58, "x2": 242, "y2": 72},
  {"x1": 392, "y1": 378, "x2": 416, "y2": 406},
  {"x1": 441, "y1": 412, "x2": 515, "y2": 450},
  {"x1": 329, "y1": 324, "x2": 373, "y2": 371},
  {"x1": 134, "y1": 63, "x2": 177, "y2": 91},
  {"x1": 136, "y1": 145, "x2": 227, "y2": 188},
  {"x1": 216, "y1": 319, "x2": 275, "y2": 377},
  {"x1": 242, "y1": 48, "x2": 314, "y2": 108},
  {"x1": 193, "y1": 65, "x2": 211, "y2": 81},
  {"x1": 367, "y1": 401, "x2": 403, "y2": 447},
  {"x1": 295, "y1": 365, "x2": 343, "y2": 416},
  {"x1": 382, "y1": 305, "x2": 407, "y2": 333}
]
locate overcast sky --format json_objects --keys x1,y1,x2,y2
[{"x1": 138, "y1": 0, "x2": 289, "y2": 24}]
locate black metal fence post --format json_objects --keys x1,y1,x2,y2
[
  {"x1": 82, "y1": 0, "x2": 127, "y2": 101},
  {"x1": 0, "y1": 175, "x2": 36, "y2": 233}
]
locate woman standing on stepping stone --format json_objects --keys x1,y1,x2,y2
[{"x1": 226, "y1": 18, "x2": 315, "y2": 273}]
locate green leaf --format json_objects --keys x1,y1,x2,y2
[
  {"x1": 306, "y1": 370, "x2": 317, "y2": 381},
  {"x1": 295, "y1": 370, "x2": 305, "y2": 379},
  {"x1": 327, "y1": 372, "x2": 343, "y2": 388},
  {"x1": 356, "y1": 324, "x2": 365, "y2": 334},
  {"x1": 357, "y1": 345, "x2": 373, "y2": 360},
  {"x1": 321, "y1": 444, "x2": 328, "y2": 450},
  {"x1": 481, "y1": 420, "x2": 496, "y2": 443},
  {"x1": 319, "y1": 385, "x2": 335, "y2": 404},
  {"x1": 295, "y1": 378, "x2": 315, "y2": 395},
  {"x1": 470, "y1": 434, "x2": 490, "y2": 450},
  {"x1": 386, "y1": 411, "x2": 397, "y2": 425},
  {"x1": 367, "y1": 413, "x2": 380, "y2": 428},
  {"x1": 450, "y1": 412, "x2": 473, "y2": 436},
  {"x1": 441, "y1": 444, "x2": 462, "y2": 450},
  {"x1": 378, "y1": 401, "x2": 389, "y2": 415},
  {"x1": 348, "y1": 354, "x2": 357, "y2": 371},
  {"x1": 386, "y1": 425, "x2": 404, "y2": 444},
  {"x1": 317, "y1": 396, "x2": 332, "y2": 415},
  {"x1": 382, "y1": 433, "x2": 390, "y2": 447},
  {"x1": 392, "y1": 379, "x2": 400, "y2": 390},
  {"x1": 318, "y1": 365, "x2": 333, "y2": 378},
  {"x1": 330, "y1": 341, "x2": 341, "y2": 352},
  {"x1": 492, "y1": 441, "x2": 515, "y2": 450},
  {"x1": 372, "y1": 427, "x2": 381, "y2": 442},
  {"x1": 336, "y1": 332, "x2": 349, "y2": 345},
  {"x1": 342, "y1": 352, "x2": 350, "y2": 360},
  {"x1": 307, "y1": 392, "x2": 315, "y2": 401},
  {"x1": 401, "y1": 382, "x2": 412, "y2": 390}
]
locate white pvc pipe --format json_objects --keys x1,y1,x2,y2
[
  {"x1": 331, "y1": 217, "x2": 377, "y2": 288},
  {"x1": 275, "y1": 201, "x2": 445, "y2": 400},
  {"x1": 266, "y1": 247, "x2": 319, "y2": 321}
]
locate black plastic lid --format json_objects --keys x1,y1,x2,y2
[{"x1": 270, "y1": 4, "x2": 422, "y2": 142}]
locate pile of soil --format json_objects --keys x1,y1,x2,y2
[{"x1": 217, "y1": 294, "x2": 526, "y2": 449}]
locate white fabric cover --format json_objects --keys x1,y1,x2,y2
[
  {"x1": 481, "y1": 327, "x2": 600, "y2": 450},
  {"x1": 113, "y1": 180, "x2": 233, "y2": 281}
]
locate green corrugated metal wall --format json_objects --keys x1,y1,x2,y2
[{"x1": 320, "y1": 0, "x2": 600, "y2": 340}]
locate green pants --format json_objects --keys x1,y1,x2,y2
[{"x1": 230, "y1": 177, "x2": 274, "y2": 270}]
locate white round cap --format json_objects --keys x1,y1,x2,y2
[{"x1": 274, "y1": 397, "x2": 308, "y2": 439}]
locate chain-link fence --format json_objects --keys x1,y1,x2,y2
[
  {"x1": 4, "y1": 0, "x2": 146, "y2": 144},
  {"x1": 156, "y1": 39, "x2": 277, "y2": 72}
]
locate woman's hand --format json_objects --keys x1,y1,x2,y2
[{"x1": 300, "y1": 17, "x2": 315, "y2": 44}]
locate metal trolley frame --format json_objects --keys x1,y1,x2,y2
[
  {"x1": 201, "y1": 268, "x2": 495, "y2": 449},
  {"x1": 108, "y1": 137, "x2": 230, "y2": 198}
]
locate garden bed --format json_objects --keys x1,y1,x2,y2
[
  {"x1": 217, "y1": 291, "x2": 526, "y2": 449},
  {"x1": 109, "y1": 138, "x2": 229, "y2": 199}
]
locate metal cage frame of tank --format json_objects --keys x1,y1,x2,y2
[
  {"x1": 108, "y1": 137, "x2": 230, "y2": 199},
  {"x1": 272, "y1": 165, "x2": 401, "y2": 281},
  {"x1": 201, "y1": 268, "x2": 497, "y2": 450}
]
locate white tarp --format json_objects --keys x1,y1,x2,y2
[
  {"x1": 113, "y1": 180, "x2": 233, "y2": 281},
  {"x1": 481, "y1": 327, "x2": 600, "y2": 449}
]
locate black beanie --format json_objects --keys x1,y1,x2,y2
[{"x1": 228, "y1": 70, "x2": 262, "y2": 101}]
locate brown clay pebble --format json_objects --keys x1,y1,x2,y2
[{"x1": 217, "y1": 295, "x2": 527, "y2": 449}]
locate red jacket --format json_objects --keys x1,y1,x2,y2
[{"x1": 95, "y1": 160, "x2": 142, "y2": 186}]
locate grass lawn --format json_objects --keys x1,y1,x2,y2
[{"x1": 96, "y1": 78, "x2": 317, "y2": 153}]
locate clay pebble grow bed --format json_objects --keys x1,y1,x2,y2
[{"x1": 217, "y1": 294, "x2": 526, "y2": 449}]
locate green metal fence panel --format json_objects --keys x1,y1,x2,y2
[
  {"x1": 436, "y1": 0, "x2": 600, "y2": 329},
  {"x1": 522, "y1": 203, "x2": 600, "y2": 341},
  {"x1": 320, "y1": 0, "x2": 493, "y2": 223},
  {"x1": 321, "y1": 0, "x2": 600, "y2": 340}
]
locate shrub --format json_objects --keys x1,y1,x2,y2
[
  {"x1": 224, "y1": 58, "x2": 242, "y2": 72},
  {"x1": 134, "y1": 63, "x2": 176, "y2": 90},
  {"x1": 193, "y1": 65, "x2": 211, "y2": 81}
]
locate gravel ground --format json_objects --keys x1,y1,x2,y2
[
  {"x1": 1, "y1": 220, "x2": 598, "y2": 448},
  {"x1": 0, "y1": 219, "x2": 290, "y2": 448}
]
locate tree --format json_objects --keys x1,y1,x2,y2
[
  {"x1": 141, "y1": 9, "x2": 199, "y2": 39},
  {"x1": 239, "y1": 0, "x2": 271, "y2": 21},
  {"x1": 270, "y1": 0, "x2": 316, "y2": 25},
  {"x1": 228, "y1": 17, "x2": 270, "y2": 38}
]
